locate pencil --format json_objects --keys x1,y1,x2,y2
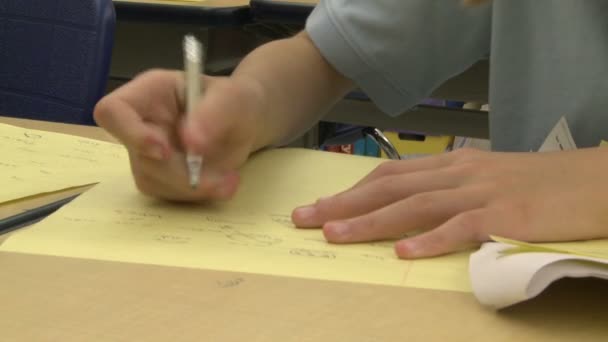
[{"x1": 183, "y1": 34, "x2": 204, "y2": 189}]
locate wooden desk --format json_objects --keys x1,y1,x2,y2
[
  {"x1": 108, "y1": 0, "x2": 263, "y2": 102},
  {"x1": 1, "y1": 119, "x2": 607, "y2": 341}
]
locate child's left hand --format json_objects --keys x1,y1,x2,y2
[{"x1": 292, "y1": 147, "x2": 608, "y2": 258}]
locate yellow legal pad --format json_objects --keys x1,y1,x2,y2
[
  {"x1": 0, "y1": 148, "x2": 472, "y2": 292},
  {"x1": 493, "y1": 236, "x2": 608, "y2": 260},
  {"x1": 0, "y1": 123, "x2": 128, "y2": 204}
]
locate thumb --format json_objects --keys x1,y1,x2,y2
[
  {"x1": 394, "y1": 209, "x2": 491, "y2": 258},
  {"x1": 180, "y1": 79, "x2": 247, "y2": 156}
]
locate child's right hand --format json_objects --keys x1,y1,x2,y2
[{"x1": 94, "y1": 69, "x2": 267, "y2": 202}]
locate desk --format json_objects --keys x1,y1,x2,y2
[
  {"x1": 1, "y1": 119, "x2": 607, "y2": 341},
  {"x1": 109, "y1": 0, "x2": 260, "y2": 89}
]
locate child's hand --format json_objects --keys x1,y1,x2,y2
[
  {"x1": 94, "y1": 69, "x2": 265, "y2": 201},
  {"x1": 292, "y1": 148, "x2": 608, "y2": 258}
]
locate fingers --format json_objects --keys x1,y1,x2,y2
[
  {"x1": 94, "y1": 69, "x2": 184, "y2": 160},
  {"x1": 179, "y1": 82, "x2": 256, "y2": 175},
  {"x1": 394, "y1": 208, "x2": 493, "y2": 259},
  {"x1": 94, "y1": 97, "x2": 172, "y2": 161},
  {"x1": 292, "y1": 167, "x2": 460, "y2": 228},
  {"x1": 180, "y1": 79, "x2": 257, "y2": 168},
  {"x1": 102, "y1": 69, "x2": 183, "y2": 126},
  {"x1": 95, "y1": 70, "x2": 248, "y2": 202},
  {"x1": 319, "y1": 187, "x2": 486, "y2": 244},
  {"x1": 130, "y1": 152, "x2": 240, "y2": 201}
]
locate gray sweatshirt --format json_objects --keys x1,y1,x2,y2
[{"x1": 306, "y1": 0, "x2": 608, "y2": 151}]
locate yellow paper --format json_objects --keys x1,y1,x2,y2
[
  {"x1": 1, "y1": 148, "x2": 471, "y2": 292},
  {"x1": 492, "y1": 236, "x2": 608, "y2": 260},
  {"x1": 0, "y1": 123, "x2": 128, "y2": 204}
]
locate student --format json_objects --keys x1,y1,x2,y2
[{"x1": 94, "y1": 0, "x2": 608, "y2": 259}]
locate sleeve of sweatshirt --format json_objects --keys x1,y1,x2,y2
[{"x1": 306, "y1": 0, "x2": 491, "y2": 116}]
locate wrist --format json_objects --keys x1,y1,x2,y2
[{"x1": 231, "y1": 74, "x2": 275, "y2": 152}]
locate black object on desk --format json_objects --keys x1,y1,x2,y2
[
  {"x1": 114, "y1": 1, "x2": 252, "y2": 26},
  {"x1": 0, "y1": 195, "x2": 80, "y2": 235},
  {"x1": 250, "y1": 0, "x2": 314, "y2": 25}
]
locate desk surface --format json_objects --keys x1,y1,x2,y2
[{"x1": 1, "y1": 119, "x2": 607, "y2": 341}]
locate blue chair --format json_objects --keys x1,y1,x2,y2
[{"x1": 0, "y1": 0, "x2": 115, "y2": 125}]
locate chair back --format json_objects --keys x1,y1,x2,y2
[{"x1": 0, "y1": 0, "x2": 115, "y2": 125}]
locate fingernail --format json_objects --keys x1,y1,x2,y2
[
  {"x1": 327, "y1": 221, "x2": 350, "y2": 237},
  {"x1": 217, "y1": 181, "x2": 234, "y2": 199},
  {"x1": 396, "y1": 240, "x2": 420, "y2": 258},
  {"x1": 294, "y1": 206, "x2": 316, "y2": 220},
  {"x1": 316, "y1": 196, "x2": 332, "y2": 204},
  {"x1": 145, "y1": 144, "x2": 165, "y2": 160}
]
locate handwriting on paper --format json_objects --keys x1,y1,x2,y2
[
  {"x1": 0, "y1": 148, "x2": 473, "y2": 292},
  {"x1": 0, "y1": 123, "x2": 128, "y2": 203},
  {"x1": 156, "y1": 234, "x2": 191, "y2": 244},
  {"x1": 290, "y1": 248, "x2": 336, "y2": 259}
]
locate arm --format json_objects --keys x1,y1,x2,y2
[
  {"x1": 231, "y1": 32, "x2": 355, "y2": 150},
  {"x1": 94, "y1": 31, "x2": 354, "y2": 202}
]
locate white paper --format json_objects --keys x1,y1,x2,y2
[
  {"x1": 538, "y1": 116, "x2": 577, "y2": 152},
  {"x1": 470, "y1": 243, "x2": 608, "y2": 309}
]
